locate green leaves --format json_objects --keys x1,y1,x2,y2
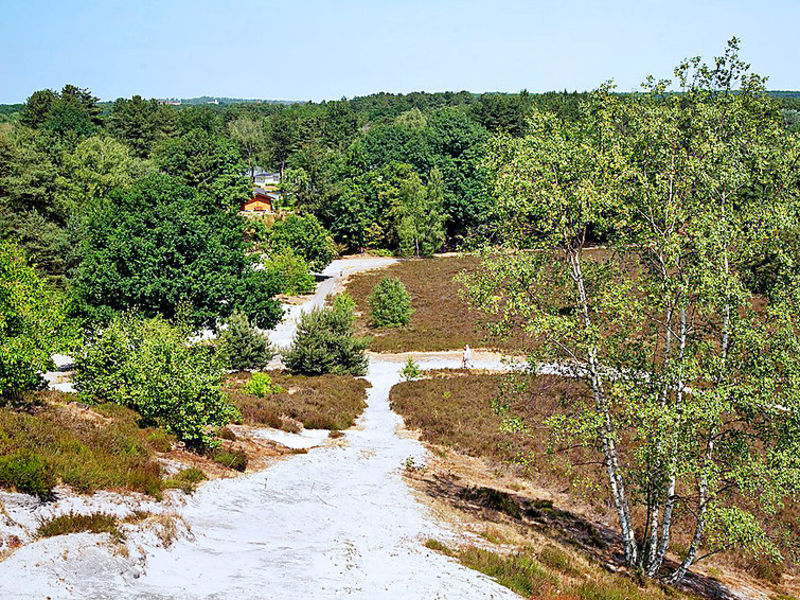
[
  {"x1": 74, "y1": 313, "x2": 238, "y2": 446},
  {"x1": 368, "y1": 277, "x2": 412, "y2": 328},
  {"x1": 70, "y1": 173, "x2": 282, "y2": 330},
  {"x1": 0, "y1": 240, "x2": 71, "y2": 398}
]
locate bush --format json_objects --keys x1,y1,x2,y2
[
  {"x1": 243, "y1": 372, "x2": 286, "y2": 397},
  {"x1": 37, "y1": 511, "x2": 121, "y2": 540},
  {"x1": 74, "y1": 313, "x2": 239, "y2": 446},
  {"x1": 400, "y1": 358, "x2": 422, "y2": 381},
  {"x1": 284, "y1": 295, "x2": 368, "y2": 376},
  {"x1": 262, "y1": 248, "x2": 316, "y2": 296},
  {"x1": 268, "y1": 214, "x2": 337, "y2": 272},
  {"x1": 211, "y1": 448, "x2": 248, "y2": 471},
  {"x1": 217, "y1": 311, "x2": 274, "y2": 371},
  {"x1": 0, "y1": 450, "x2": 55, "y2": 499},
  {"x1": 368, "y1": 277, "x2": 412, "y2": 328},
  {"x1": 164, "y1": 468, "x2": 206, "y2": 494},
  {"x1": 0, "y1": 240, "x2": 72, "y2": 399}
]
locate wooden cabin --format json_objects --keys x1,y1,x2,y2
[{"x1": 242, "y1": 189, "x2": 275, "y2": 213}]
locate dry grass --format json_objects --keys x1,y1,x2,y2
[
  {"x1": 225, "y1": 371, "x2": 370, "y2": 431},
  {"x1": 346, "y1": 255, "x2": 527, "y2": 352},
  {"x1": 425, "y1": 539, "x2": 689, "y2": 600},
  {"x1": 0, "y1": 393, "x2": 173, "y2": 499},
  {"x1": 395, "y1": 371, "x2": 800, "y2": 595},
  {"x1": 390, "y1": 371, "x2": 597, "y2": 497},
  {"x1": 36, "y1": 511, "x2": 122, "y2": 540}
]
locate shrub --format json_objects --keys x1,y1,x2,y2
[
  {"x1": 368, "y1": 277, "x2": 412, "y2": 328},
  {"x1": 74, "y1": 313, "x2": 240, "y2": 446},
  {"x1": 0, "y1": 450, "x2": 55, "y2": 499},
  {"x1": 0, "y1": 402, "x2": 168, "y2": 498},
  {"x1": 400, "y1": 358, "x2": 423, "y2": 381},
  {"x1": 211, "y1": 448, "x2": 248, "y2": 471},
  {"x1": 268, "y1": 213, "x2": 337, "y2": 272},
  {"x1": 284, "y1": 297, "x2": 368, "y2": 376},
  {"x1": 243, "y1": 372, "x2": 286, "y2": 397},
  {"x1": 217, "y1": 311, "x2": 274, "y2": 372},
  {"x1": 263, "y1": 248, "x2": 316, "y2": 295},
  {"x1": 164, "y1": 468, "x2": 206, "y2": 494},
  {"x1": 0, "y1": 240, "x2": 72, "y2": 399},
  {"x1": 37, "y1": 512, "x2": 120, "y2": 540}
]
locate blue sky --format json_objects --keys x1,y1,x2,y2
[{"x1": 1, "y1": 0, "x2": 798, "y2": 103}]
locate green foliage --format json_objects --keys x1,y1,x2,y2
[
  {"x1": 0, "y1": 450, "x2": 55, "y2": 499},
  {"x1": 108, "y1": 95, "x2": 176, "y2": 158},
  {"x1": 464, "y1": 39, "x2": 800, "y2": 582},
  {"x1": 69, "y1": 173, "x2": 282, "y2": 329},
  {"x1": 217, "y1": 311, "x2": 274, "y2": 372},
  {"x1": 210, "y1": 448, "x2": 248, "y2": 471},
  {"x1": 397, "y1": 168, "x2": 446, "y2": 257},
  {"x1": 242, "y1": 372, "x2": 286, "y2": 397},
  {"x1": 262, "y1": 248, "x2": 316, "y2": 295},
  {"x1": 400, "y1": 358, "x2": 422, "y2": 382},
  {"x1": 0, "y1": 240, "x2": 71, "y2": 399},
  {"x1": 164, "y1": 467, "x2": 206, "y2": 494},
  {"x1": 74, "y1": 313, "x2": 239, "y2": 446},
  {"x1": 268, "y1": 213, "x2": 336, "y2": 272},
  {"x1": 153, "y1": 129, "x2": 250, "y2": 209},
  {"x1": 36, "y1": 512, "x2": 120, "y2": 540},
  {"x1": 0, "y1": 402, "x2": 170, "y2": 498},
  {"x1": 284, "y1": 296, "x2": 368, "y2": 376},
  {"x1": 369, "y1": 277, "x2": 412, "y2": 327}
]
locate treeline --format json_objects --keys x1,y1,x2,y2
[{"x1": 0, "y1": 87, "x2": 587, "y2": 281}]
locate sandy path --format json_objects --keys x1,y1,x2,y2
[{"x1": 0, "y1": 257, "x2": 520, "y2": 600}]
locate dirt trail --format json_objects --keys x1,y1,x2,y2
[{"x1": 0, "y1": 257, "x2": 519, "y2": 599}]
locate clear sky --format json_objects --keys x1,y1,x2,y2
[{"x1": 1, "y1": 0, "x2": 798, "y2": 103}]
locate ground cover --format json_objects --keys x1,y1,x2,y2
[
  {"x1": 391, "y1": 371, "x2": 800, "y2": 597},
  {"x1": 346, "y1": 255, "x2": 515, "y2": 352},
  {"x1": 0, "y1": 392, "x2": 172, "y2": 499},
  {"x1": 225, "y1": 371, "x2": 370, "y2": 431}
]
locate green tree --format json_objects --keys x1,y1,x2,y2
[
  {"x1": 217, "y1": 311, "x2": 274, "y2": 372},
  {"x1": 268, "y1": 213, "x2": 336, "y2": 272},
  {"x1": 284, "y1": 295, "x2": 368, "y2": 376},
  {"x1": 262, "y1": 248, "x2": 316, "y2": 295},
  {"x1": 368, "y1": 277, "x2": 412, "y2": 327},
  {"x1": 70, "y1": 173, "x2": 282, "y2": 329},
  {"x1": 154, "y1": 130, "x2": 250, "y2": 208},
  {"x1": 74, "y1": 313, "x2": 237, "y2": 446},
  {"x1": 397, "y1": 168, "x2": 445, "y2": 257},
  {"x1": 19, "y1": 89, "x2": 58, "y2": 128},
  {"x1": 228, "y1": 116, "x2": 267, "y2": 180},
  {"x1": 108, "y1": 95, "x2": 173, "y2": 158},
  {"x1": 0, "y1": 241, "x2": 71, "y2": 399},
  {"x1": 462, "y1": 40, "x2": 800, "y2": 583}
]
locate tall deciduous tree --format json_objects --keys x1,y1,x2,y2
[
  {"x1": 0, "y1": 240, "x2": 71, "y2": 398},
  {"x1": 70, "y1": 173, "x2": 282, "y2": 330},
  {"x1": 462, "y1": 40, "x2": 800, "y2": 583}
]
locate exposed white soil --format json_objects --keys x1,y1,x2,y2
[{"x1": 0, "y1": 256, "x2": 520, "y2": 599}]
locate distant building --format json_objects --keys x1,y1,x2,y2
[
  {"x1": 251, "y1": 168, "x2": 280, "y2": 190},
  {"x1": 242, "y1": 188, "x2": 279, "y2": 213}
]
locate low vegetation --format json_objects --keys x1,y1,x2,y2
[
  {"x1": 395, "y1": 371, "x2": 800, "y2": 589},
  {"x1": 0, "y1": 395, "x2": 172, "y2": 499},
  {"x1": 37, "y1": 511, "x2": 122, "y2": 540},
  {"x1": 347, "y1": 256, "x2": 526, "y2": 352},
  {"x1": 425, "y1": 540, "x2": 689, "y2": 600},
  {"x1": 226, "y1": 371, "x2": 370, "y2": 431}
]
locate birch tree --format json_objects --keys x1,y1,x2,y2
[{"x1": 462, "y1": 39, "x2": 800, "y2": 583}]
